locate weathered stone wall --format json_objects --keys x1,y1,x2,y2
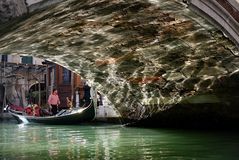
[
  {"x1": 28, "y1": 0, "x2": 64, "y2": 12},
  {"x1": 0, "y1": 0, "x2": 239, "y2": 128},
  {"x1": 0, "y1": 0, "x2": 27, "y2": 23},
  {"x1": 186, "y1": 0, "x2": 239, "y2": 52}
]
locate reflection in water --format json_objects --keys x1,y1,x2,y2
[
  {"x1": 1, "y1": 122, "x2": 239, "y2": 159},
  {"x1": 1, "y1": 123, "x2": 123, "y2": 160}
]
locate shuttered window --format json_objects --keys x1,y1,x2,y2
[
  {"x1": 62, "y1": 68, "x2": 71, "y2": 84},
  {"x1": 1, "y1": 55, "x2": 8, "y2": 62},
  {"x1": 22, "y1": 56, "x2": 33, "y2": 64}
]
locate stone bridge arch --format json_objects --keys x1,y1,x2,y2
[
  {"x1": 0, "y1": 0, "x2": 239, "y2": 124},
  {"x1": 185, "y1": 0, "x2": 239, "y2": 53}
]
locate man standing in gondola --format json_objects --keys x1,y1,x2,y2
[{"x1": 48, "y1": 89, "x2": 60, "y2": 115}]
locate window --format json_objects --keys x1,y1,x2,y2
[
  {"x1": 62, "y1": 68, "x2": 71, "y2": 84},
  {"x1": 22, "y1": 56, "x2": 33, "y2": 64},
  {"x1": 1, "y1": 55, "x2": 8, "y2": 62}
]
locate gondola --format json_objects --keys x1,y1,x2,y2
[{"x1": 8, "y1": 100, "x2": 95, "y2": 125}]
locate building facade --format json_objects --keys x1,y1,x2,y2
[
  {"x1": 45, "y1": 61, "x2": 83, "y2": 109},
  {"x1": 0, "y1": 55, "x2": 46, "y2": 108},
  {"x1": 0, "y1": 55, "x2": 82, "y2": 110}
]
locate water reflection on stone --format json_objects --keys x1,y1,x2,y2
[{"x1": 1, "y1": 0, "x2": 239, "y2": 121}]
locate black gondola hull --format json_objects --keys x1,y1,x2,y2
[{"x1": 9, "y1": 101, "x2": 95, "y2": 125}]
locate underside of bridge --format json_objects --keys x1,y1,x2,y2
[
  {"x1": 186, "y1": 0, "x2": 239, "y2": 52},
  {"x1": 0, "y1": 0, "x2": 239, "y2": 128}
]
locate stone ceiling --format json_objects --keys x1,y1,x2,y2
[{"x1": 0, "y1": 0, "x2": 238, "y2": 119}]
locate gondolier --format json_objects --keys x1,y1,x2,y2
[
  {"x1": 48, "y1": 89, "x2": 60, "y2": 115},
  {"x1": 8, "y1": 100, "x2": 95, "y2": 124}
]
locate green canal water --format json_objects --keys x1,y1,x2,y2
[{"x1": 0, "y1": 122, "x2": 239, "y2": 160}]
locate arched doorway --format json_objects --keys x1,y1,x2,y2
[{"x1": 28, "y1": 83, "x2": 46, "y2": 106}]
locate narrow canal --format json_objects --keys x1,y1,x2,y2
[{"x1": 1, "y1": 122, "x2": 239, "y2": 160}]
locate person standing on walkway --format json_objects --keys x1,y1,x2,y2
[{"x1": 48, "y1": 89, "x2": 60, "y2": 115}]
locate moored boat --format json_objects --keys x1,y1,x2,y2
[{"x1": 8, "y1": 100, "x2": 95, "y2": 125}]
